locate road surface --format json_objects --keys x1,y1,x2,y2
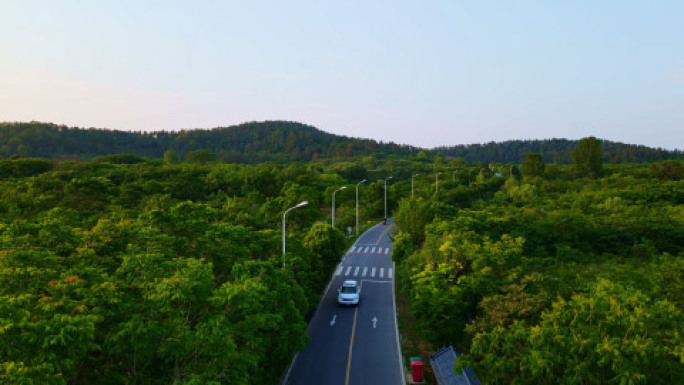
[{"x1": 284, "y1": 219, "x2": 404, "y2": 385}]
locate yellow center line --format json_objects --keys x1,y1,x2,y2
[{"x1": 345, "y1": 282, "x2": 362, "y2": 385}]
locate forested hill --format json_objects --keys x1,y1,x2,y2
[
  {"x1": 437, "y1": 139, "x2": 682, "y2": 164},
  {"x1": 0, "y1": 121, "x2": 416, "y2": 163},
  {"x1": 0, "y1": 121, "x2": 680, "y2": 163}
]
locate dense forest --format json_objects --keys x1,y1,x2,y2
[
  {"x1": 1, "y1": 132, "x2": 683, "y2": 384},
  {"x1": 392, "y1": 144, "x2": 684, "y2": 383},
  {"x1": 437, "y1": 138, "x2": 681, "y2": 164},
  {"x1": 0, "y1": 121, "x2": 416, "y2": 163},
  {"x1": 0, "y1": 155, "x2": 407, "y2": 384},
  {"x1": 1, "y1": 121, "x2": 680, "y2": 164}
]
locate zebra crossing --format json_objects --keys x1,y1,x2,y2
[
  {"x1": 335, "y1": 264, "x2": 393, "y2": 279},
  {"x1": 347, "y1": 245, "x2": 391, "y2": 255}
]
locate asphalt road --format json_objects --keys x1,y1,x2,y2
[{"x1": 284, "y1": 219, "x2": 405, "y2": 385}]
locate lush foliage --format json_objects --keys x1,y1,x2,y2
[
  {"x1": 0, "y1": 121, "x2": 417, "y2": 163},
  {"x1": 0, "y1": 157, "x2": 378, "y2": 384},
  {"x1": 1, "y1": 130, "x2": 683, "y2": 384},
  {"x1": 392, "y1": 155, "x2": 684, "y2": 384},
  {"x1": 1, "y1": 121, "x2": 681, "y2": 164}
]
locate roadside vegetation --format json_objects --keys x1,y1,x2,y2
[
  {"x1": 392, "y1": 141, "x2": 684, "y2": 384},
  {"x1": 1, "y1": 131, "x2": 682, "y2": 384}
]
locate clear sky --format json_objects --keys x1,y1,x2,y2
[{"x1": 1, "y1": 1, "x2": 682, "y2": 150}]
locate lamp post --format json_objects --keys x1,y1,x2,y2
[
  {"x1": 435, "y1": 172, "x2": 443, "y2": 193},
  {"x1": 411, "y1": 173, "x2": 419, "y2": 198},
  {"x1": 355, "y1": 179, "x2": 366, "y2": 236},
  {"x1": 282, "y1": 201, "x2": 308, "y2": 267},
  {"x1": 383, "y1": 176, "x2": 392, "y2": 224},
  {"x1": 332, "y1": 185, "x2": 347, "y2": 229}
]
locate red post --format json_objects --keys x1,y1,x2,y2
[{"x1": 410, "y1": 360, "x2": 424, "y2": 382}]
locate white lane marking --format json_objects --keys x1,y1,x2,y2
[
  {"x1": 372, "y1": 316, "x2": 378, "y2": 329},
  {"x1": 385, "y1": 248, "x2": 390, "y2": 254},
  {"x1": 380, "y1": 268, "x2": 385, "y2": 278},
  {"x1": 388, "y1": 268, "x2": 393, "y2": 279},
  {"x1": 392, "y1": 261, "x2": 406, "y2": 384},
  {"x1": 331, "y1": 315, "x2": 337, "y2": 326},
  {"x1": 371, "y1": 247, "x2": 376, "y2": 253},
  {"x1": 335, "y1": 266, "x2": 343, "y2": 276},
  {"x1": 353, "y1": 266, "x2": 359, "y2": 276},
  {"x1": 362, "y1": 267, "x2": 368, "y2": 277},
  {"x1": 364, "y1": 247, "x2": 370, "y2": 253},
  {"x1": 345, "y1": 266, "x2": 352, "y2": 276},
  {"x1": 371, "y1": 267, "x2": 376, "y2": 277}
]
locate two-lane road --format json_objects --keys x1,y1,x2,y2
[{"x1": 284, "y1": 219, "x2": 404, "y2": 385}]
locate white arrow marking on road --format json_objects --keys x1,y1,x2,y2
[
  {"x1": 331, "y1": 315, "x2": 337, "y2": 326},
  {"x1": 372, "y1": 316, "x2": 378, "y2": 328}
]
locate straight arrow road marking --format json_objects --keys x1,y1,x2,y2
[
  {"x1": 372, "y1": 316, "x2": 378, "y2": 329},
  {"x1": 331, "y1": 315, "x2": 337, "y2": 326}
]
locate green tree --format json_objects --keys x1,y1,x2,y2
[
  {"x1": 394, "y1": 197, "x2": 434, "y2": 246},
  {"x1": 459, "y1": 279, "x2": 684, "y2": 384},
  {"x1": 163, "y1": 149, "x2": 180, "y2": 164},
  {"x1": 572, "y1": 136, "x2": 603, "y2": 176},
  {"x1": 186, "y1": 150, "x2": 216, "y2": 164},
  {"x1": 520, "y1": 152, "x2": 545, "y2": 178},
  {"x1": 303, "y1": 223, "x2": 346, "y2": 275}
]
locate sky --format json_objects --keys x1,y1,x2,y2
[{"x1": 1, "y1": 1, "x2": 683, "y2": 150}]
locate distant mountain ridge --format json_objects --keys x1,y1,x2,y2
[
  {"x1": 0, "y1": 121, "x2": 680, "y2": 164},
  {"x1": 437, "y1": 139, "x2": 682, "y2": 164}
]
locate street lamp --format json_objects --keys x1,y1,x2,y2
[
  {"x1": 435, "y1": 172, "x2": 443, "y2": 193},
  {"x1": 332, "y1": 186, "x2": 347, "y2": 229},
  {"x1": 384, "y1": 176, "x2": 392, "y2": 224},
  {"x1": 411, "y1": 173, "x2": 419, "y2": 198},
  {"x1": 282, "y1": 201, "x2": 308, "y2": 266},
  {"x1": 355, "y1": 180, "x2": 366, "y2": 236}
]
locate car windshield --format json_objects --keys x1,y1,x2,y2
[{"x1": 341, "y1": 286, "x2": 357, "y2": 294}]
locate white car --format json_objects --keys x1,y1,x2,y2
[{"x1": 337, "y1": 280, "x2": 360, "y2": 306}]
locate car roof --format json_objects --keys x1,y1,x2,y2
[{"x1": 342, "y1": 280, "x2": 358, "y2": 287}]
